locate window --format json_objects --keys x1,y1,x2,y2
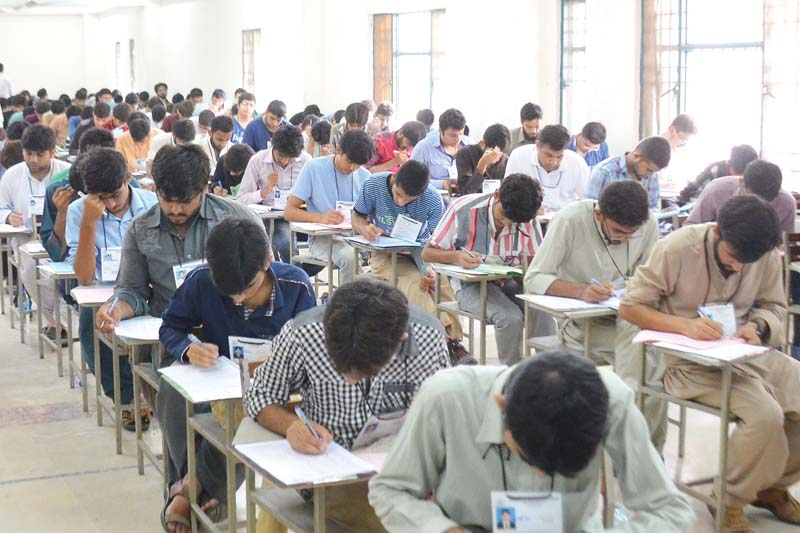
[
  {"x1": 114, "y1": 41, "x2": 121, "y2": 90},
  {"x1": 560, "y1": 0, "x2": 588, "y2": 126},
  {"x1": 129, "y1": 39, "x2": 136, "y2": 90},
  {"x1": 242, "y1": 29, "x2": 261, "y2": 95}
]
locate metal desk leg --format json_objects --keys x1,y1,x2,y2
[
  {"x1": 353, "y1": 247, "x2": 359, "y2": 281},
  {"x1": 523, "y1": 303, "x2": 530, "y2": 358},
  {"x1": 1, "y1": 238, "x2": 6, "y2": 315},
  {"x1": 54, "y1": 279, "x2": 64, "y2": 377},
  {"x1": 268, "y1": 219, "x2": 275, "y2": 248},
  {"x1": 112, "y1": 337, "x2": 123, "y2": 454},
  {"x1": 479, "y1": 281, "x2": 487, "y2": 365},
  {"x1": 187, "y1": 401, "x2": 198, "y2": 533},
  {"x1": 93, "y1": 309, "x2": 103, "y2": 426},
  {"x1": 36, "y1": 270, "x2": 43, "y2": 359},
  {"x1": 18, "y1": 258, "x2": 26, "y2": 343},
  {"x1": 637, "y1": 348, "x2": 646, "y2": 413},
  {"x1": 314, "y1": 486, "x2": 327, "y2": 533},
  {"x1": 245, "y1": 468, "x2": 256, "y2": 533},
  {"x1": 226, "y1": 400, "x2": 237, "y2": 533},
  {"x1": 68, "y1": 302, "x2": 75, "y2": 388},
  {"x1": 583, "y1": 320, "x2": 592, "y2": 360},
  {"x1": 327, "y1": 237, "x2": 335, "y2": 291},
  {"x1": 9, "y1": 247, "x2": 16, "y2": 329},
  {"x1": 716, "y1": 366, "x2": 732, "y2": 533},
  {"x1": 133, "y1": 350, "x2": 144, "y2": 475},
  {"x1": 391, "y1": 252, "x2": 398, "y2": 287}
]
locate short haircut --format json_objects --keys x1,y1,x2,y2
[
  {"x1": 189, "y1": 88, "x2": 203, "y2": 99},
  {"x1": 598, "y1": 180, "x2": 650, "y2": 227},
  {"x1": 138, "y1": 91, "x2": 150, "y2": 102},
  {"x1": 37, "y1": 88, "x2": 48, "y2": 98},
  {"x1": 333, "y1": 109, "x2": 346, "y2": 124},
  {"x1": 289, "y1": 112, "x2": 304, "y2": 126},
  {"x1": 176, "y1": 100, "x2": 194, "y2": 118},
  {"x1": 223, "y1": 143, "x2": 255, "y2": 174},
  {"x1": 416, "y1": 108, "x2": 435, "y2": 128},
  {"x1": 499, "y1": 173, "x2": 543, "y2": 222},
  {"x1": 81, "y1": 106, "x2": 94, "y2": 120},
  {"x1": 483, "y1": 123, "x2": 511, "y2": 151},
  {"x1": 323, "y1": 278, "x2": 410, "y2": 376},
  {"x1": 152, "y1": 144, "x2": 210, "y2": 202},
  {"x1": 395, "y1": 160, "x2": 430, "y2": 197},
  {"x1": 211, "y1": 89, "x2": 225, "y2": 100},
  {"x1": 75, "y1": 88, "x2": 88, "y2": 100},
  {"x1": 50, "y1": 100, "x2": 66, "y2": 115},
  {"x1": 11, "y1": 94, "x2": 27, "y2": 107},
  {"x1": 198, "y1": 109, "x2": 215, "y2": 128},
  {"x1": 743, "y1": 159, "x2": 782, "y2": 202},
  {"x1": 94, "y1": 102, "x2": 111, "y2": 119},
  {"x1": 147, "y1": 96, "x2": 161, "y2": 110},
  {"x1": 301, "y1": 114, "x2": 320, "y2": 129},
  {"x1": 581, "y1": 122, "x2": 606, "y2": 145},
  {"x1": 670, "y1": 113, "x2": 697, "y2": 135},
  {"x1": 375, "y1": 101, "x2": 394, "y2": 117},
  {"x1": 504, "y1": 352, "x2": 609, "y2": 477},
  {"x1": 154, "y1": 82, "x2": 167, "y2": 93},
  {"x1": 66, "y1": 104, "x2": 81, "y2": 118},
  {"x1": 635, "y1": 136, "x2": 671, "y2": 169},
  {"x1": 172, "y1": 93, "x2": 184, "y2": 104},
  {"x1": 271, "y1": 126, "x2": 304, "y2": 158},
  {"x1": 717, "y1": 195, "x2": 780, "y2": 263},
  {"x1": 172, "y1": 119, "x2": 196, "y2": 143},
  {"x1": 266, "y1": 100, "x2": 287, "y2": 118},
  {"x1": 21, "y1": 124, "x2": 56, "y2": 152},
  {"x1": 520, "y1": 102, "x2": 543, "y2": 122},
  {"x1": 210, "y1": 115, "x2": 234, "y2": 133},
  {"x1": 344, "y1": 102, "x2": 369, "y2": 126},
  {"x1": 125, "y1": 92, "x2": 139, "y2": 106},
  {"x1": 438, "y1": 108, "x2": 466, "y2": 132},
  {"x1": 238, "y1": 92, "x2": 255, "y2": 105},
  {"x1": 1, "y1": 140, "x2": 23, "y2": 169},
  {"x1": 537, "y1": 124, "x2": 570, "y2": 151},
  {"x1": 80, "y1": 147, "x2": 128, "y2": 194},
  {"x1": 729, "y1": 144, "x2": 759, "y2": 175},
  {"x1": 340, "y1": 129, "x2": 374, "y2": 165},
  {"x1": 128, "y1": 118, "x2": 151, "y2": 142},
  {"x1": 303, "y1": 104, "x2": 321, "y2": 116},
  {"x1": 35, "y1": 101, "x2": 51, "y2": 115},
  {"x1": 78, "y1": 127, "x2": 115, "y2": 153},
  {"x1": 207, "y1": 217, "x2": 271, "y2": 296},
  {"x1": 151, "y1": 104, "x2": 167, "y2": 123},
  {"x1": 68, "y1": 159, "x2": 86, "y2": 193},
  {"x1": 311, "y1": 121, "x2": 332, "y2": 143},
  {"x1": 399, "y1": 121, "x2": 428, "y2": 147},
  {"x1": 112, "y1": 103, "x2": 131, "y2": 123},
  {"x1": 6, "y1": 121, "x2": 28, "y2": 140}
]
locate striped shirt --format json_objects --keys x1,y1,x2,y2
[
  {"x1": 586, "y1": 154, "x2": 660, "y2": 210},
  {"x1": 353, "y1": 172, "x2": 444, "y2": 242}
]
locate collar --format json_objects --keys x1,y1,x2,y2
[
  {"x1": 487, "y1": 195, "x2": 497, "y2": 238},
  {"x1": 475, "y1": 367, "x2": 514, "y2": 445},
  {"x1": 105, "y1": 186, "x2": 145, "y2": 222},
  {"x1": 619, "y1": 153, "x2": 632, "y2": 178}
]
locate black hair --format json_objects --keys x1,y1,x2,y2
[
  {"x1": 340, "y1": 129, "x2": 374, "y2": 165},
  {"x1": 21, "y1": 124, "x2": 56, "y2": 152},
  {"x1": 6, "y1": 121, "x2": 28, "y2": 141},
  {"x1": 504, "y1": 352, "x2": 609, "y2": 478},
  {"x1": 207, "y1": 217, "x2": 271, "y2": 296},
  {"x1": 211, "y1": 88, "x2": 225, "y2": 100},
  {"x1": 210, "y1": 115, "x2": 234, "y2": 133},
  {"x1": 303, "y1": 104, "x2": 321, "y2": 116},
  {"x1": 138, "y1": 91, "x2": 150, "y2": 102},
  {"x1": 289, "y1": 112, "x2": 304, "y2": 126},
  {"x1": 399, "y1": 121, "x2": 427, "y2": 147},
  {"x1": 729, "y1": 145, "x2": 758, "y2": 175},
  {"x1": 151, "y1": 104, "x2": 167, "y2": 123},
  {"x1": 537, "y1": 125, "x2": 570, "y2": 151},
  {"x1": 483, "y1": 123, "x2": 511, "y2": 151},
  {"x1": 635, "y1": 136, "x2": 671, "y2": 169},
  {"x1": 395, "y1": 160, "x2": 430, "y2": 197},
  {"x1": 311, "y1": 121, "x2": 332, "y2": 144},
  {"x1": 35, "y1": 101, "x2": 50, "y2": 115},
  {"x1": 223, "y1": 143, "x2": 255, "y2": 174},
  {"x1": 238, "y1": 92, "x2": 255, "y2": 105},
  {"x1": 67, "y1": 157, "x2": 86, "y2": 193},
  {"x1": 598, "y1": 181, "x2": 650, "y2": 227},
  {"x1": 670, "y1": 113, "x2": 697, "y2": 135},
  {"x1": 113, "y1": 94, "x2": 123, "y2": 104},
  {"x1": 128, "y1": 118, "x2": 151, "y2": 142},
  {"x1": 59, "y1": 95, "x2": 71, "y2": 107},
  {"x1": 172, "y1": 93, "x2": 184, "y2": 104},
  {"x1": 125, "y1": 92, "x2": 139, "y2": 106},
  {"x1": 375, "y1": 101, "x2": 394, "y2": 117},
  {"x1": 37, "y1": 88, "x2": 48, "y2": 98},
  {"x1": 81, "y1": 106, "x2": 94, "y2": 120},
  {"x1": 581, "y1": 122, "x2": 607, "y2": 145},
  {"x1": 11, "y1": 94, "x2": 27, "y2": 108},
  {"x1": 94, "y1": 102, "x2": 111, "y2": 119},
  {"x1": 75, "y1": 88, "x2": 88, "y2": 100},
  {"x1": 188, "y1": 88, "x2": 203, "y2": 99},
  {"x1": 147, "y1": 96, "x2": 161, "y2": 110},
  {"x1": 717, "y1": 195, "x2": 780, "y2": 263},
  {"x1": 415, "y1": 109, "x2": 435, "y2": 128},
  {"x1": 112, "y1": 103, "x2": 131, "y2": 123},
  {"x1": 23, "y1": 106, "x2": 34, "y2": 117},
  {"x1": 499, "y1": 173, "x2": 543, "y2": 222},
  {"x1": 80, "y1": 147, "x2": 128, "y2": 194},
  {"x1": 333, "y1": 109, "x2": 346, "y2": 124},
  {"x1": 344, "y1": 102, "x2": 369, "y2": 126},
  {"x1": 1, "y1": 140, "x2": 23, "y2": 169},
  {"x1": 96, "y1": 88, "x2": 112, "y2": 98},
  {"x1": 520, "y1": 102, "x2": 543, "y2": 122},
  {"x1": 176, "y1": 100, "x2": 195, "y2": 118},
  {"x1": 272, "y1": 126, "x2": 304, "y2": 158},
  {"x1": 78, "y1": 127, "x2": 115, "y2": 153},
  {"x1": 172, "y1": 119, "x2": 196, "y2": 143},
  {"x1": 50, "y1": 100, "x2": 66, "y2": 115},
  {"x1": 438, "y1": 108, "x2": 466, "y2": 132},
  {"x1": 266, "y1": 100, "x2": 287, "y2": 118},
  {"x1": 198, "y1": 109, "x2": 215, "y2": 128},
  {"x1": 301, "y1": 114, "x2": 320, "y2": 129},
  {"x1": 154, "y1": 82, "x2": 167, "y2": 93},
  {"x1": 743, "y1": 159, "x2": 782, "y2": 202},
  {"x1": 152, "y1": 144, "x2": 210, "y2": 202},
  {"x1": 323, "y1": 278, "x2": 410, "y2": 376},
  {"x1": 65, "y1": 104, "x2": 81, "y2": 119}
]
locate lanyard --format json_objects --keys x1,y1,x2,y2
[
  {"x1": 487, "y1": 197, "x2": 520, "y2": 256},
  {"x1": 356, "y1": 339, "x2": 410, "y2": 416},
  {"x1": 169, "y1": 222, "x2": 207, "y2": 268},
  {"x1": 332, "y1": 158, "x2": 355, "y2": 202},
  {"x1": 592, "y1": 207, "x2": 630, "y2": 279},
  {"x1": 269, "y1": 157, "x2": 296, "y2": 189},
  {"x1": 534, "y1": 165, "x2": 563, "y2": 189},
  {"x1": 484, "y1": 443, "x2": 556, "y2": 493},
  {"x1": 702, "y1": 226, "x2": 743, "y2": 305}
]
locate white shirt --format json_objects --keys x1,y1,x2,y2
[
  {"x1": 505, "y1": 144, "x2": 590, "y2": 210},
  {"x1": 237, "y1": 148, "x2": 311, "y2": 206},
  {"x1": 147, "y1": 132, "x2": 176, "y2": 161},
  {"x1": 0, "y1": 159, "x2": 71, "y2": 232},
  {"x1": 0, "y1": 76, "x2": 12, "y2": 99},
  {"x1": 199, "y1": 136, "x2": 232, "y2": 173}
]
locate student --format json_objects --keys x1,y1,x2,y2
[
  {"x1": 299, "y1": 114, "x2": 319, "y2": 152},
  {"x1": 66, "y1": 148, "x2": 158, "y2": 430},
  {"x1": 150, "y1": 102, "x2": 167, "y2": 130},
  {"x1": 110, "y1": 102, "x2": 131, "y2": 139},
  {"x1": 231, "y1": 92, "x2": 255, "y2": 144},
  {"x1": 47, "y1": 99, "x2": 68, "y2": 147},
  {"x1": 154, "y1": 82, "x2": 170, "y2": 111},
  {"x1": 423, "y1": 174, "x2": 552, "y2": 364},
  {"x1": 199, "y1": 115, "x2": 233, "y2": 174},
  {"x1": 212, "y1": 143, "x2": 254, "y2": 197},
  {"x1": 188, "y1": 88, "x2": 204, "y2": 108},
  {"x1": 161, "y1": 100, "x2": 194, "y2": 134},
  {"x1": 242, "y1": 100, "x2": 289, "y2": 152},
  {"x1": 456, "y1": 123, "x2": 510, "y2": 195},
  {"x1": 524, "y1": 181, "x2": 658, "y2": 392},
  {"x1": 368, "y1": 352, "x2": 694, "y2": 532},
  {"x1": 245, "y1": 279, "x2": 450, "y2": 532},
  {"x1": 662, "y1": 113, "x2": 697, "y2": 151},
  {"x1": 73, "y1": 88, "x2": 87, "y2": 109},
  {"x1": 96, "y1": 88, "x2": 114, "y2": 105},
  {"x1": 237, "y1": 126, "x2": 310, "y2": 262},
  {"x1": 158, "y1": 217, "x2": 315, "y2": 532},
  {"x1": 618, "y1": 195, "x2": 800, "y2": 531},
  {"x1": 352, "y1": 160, "x2": 472, "y2": 364},
  {"x1": 329, "y1": 102, "x2": 369, "y2": 153},
  {"x1": 284, "y1": 129, "x2": 372, "y2": 286},
  {"x1": 70, "y1": 102, "x2": 112, "y2": 155},
  {"x1": 505, "y1": 124, "x2": 589, "y2": 211},
  {"x1": 208, "y1": 88, "x2": 226, "y2": 116},
  {"x1": 415, "y1": 108, "x2": 435, "y2": 132},
  {"x1": 148, "y1": 118, "x2": 196, "y2": 170},
  {"x1": 0, "y1": 63, "x2": 11, "y2": 99},
  {"x1": 567, "y1": 121, "x2": 609, "y2": 168},
  {"x1": 68, "y1": 105, "x2": 91, "y2": 141},
  {"x1": 366, "y1": 121, "x2": 428, "y2": 174},
  {"x1": 307, "y1": 120, "x2": 332, "y2": 158},
  {"x1": 124, "y1": 92, "x2": 139, "y2": 113},
  {"x1": 6, "y1": 94, "x2": 26, "y2": 126},
  {"x1": 411, "y1": 108, "x2": 470, "y2": 190},
  {"x1": 94, "y1": 144, "x2": 259, "y2": 347},
  {"x1": 194, "y1": 109, "x2": 214, "y2": 143},
  {"x1": 679, "y1": 145, "x2": 758, "y2": 205},
  {"x1": 685, "y1": 159, "x2": 795, "y2": 233},
  {"x1": 116, "y1": 113, "x2": 158, "y2": 172},
  {"x1": 509, "y1": 102, "x2": 543, "y2": 150},
  {"x1": 586, "y1": 136, "x2": 671, "y2": 211},
  {"x1": 366, "y1": 101, "x2": 394, "y2": 137}
]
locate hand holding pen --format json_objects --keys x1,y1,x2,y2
[{"x1": 288, "y1": 405, "x2": 333, "y2": 455}]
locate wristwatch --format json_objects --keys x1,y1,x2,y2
[{"x1": 752, "y1": 319, "x2": 768, "y2": 343}]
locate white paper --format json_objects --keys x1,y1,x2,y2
[
  {"x1": 653, "y1": 341, "x2": 769, "y2": 362},
  {"x1": 100, "y1": 247, "x2": 122, "y2": 282},
  {"x1": 390, "y1": 214, "x2": 423, "y2": 242},
  {"x1": 114, "y1": 316, "x2": 162, "y2": 341},
  {"x1": 249, "y1": 204, "x2": 274, "y2": 214},
  {"x1": 516, "y1": 294, "x2": 611, "y2": 312},
  {"x1": 491, "y1": 491, "x2": 563, "y2": 533},
  {"x1": 234, "y1": 440, "x2": 377, "y2": 486},
  {"x1": 292, "y1": 221, "x2": 351, "y2": 232},
  {"x1": 70, "y1": 286, "x2": 114, "y2": 306},
  {"x1": 482, "y1": 179, "x2": 502, "y2": 194},
  {"x1": 158, "y1": 357, "x2": 243, "y2": 402},
  {"x1": 698, "y1": 303, "x2": 737, "y2": 337},
  {"x1": 19, "y1": 241, "x2": 46, "y2": 253},
  {"x1": 37, "y1": 262, "x2": 75, "y2": 276},
  {"x1": 345, "y1": 235, "x2": 421, "y2": 249},
  {"x1": 0, "y1": 224, "x2": 31, "y2": 234}
]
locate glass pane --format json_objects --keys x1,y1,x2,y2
[
  {"x1": 686, "y1": 0, "x2": 764, "y2": 44},
  {"x1": 396, "y1": 55, "x2": 431, "y2": 122},
  {"x1": 397, "y1": 11, "x2": 431, "y2": 53}
]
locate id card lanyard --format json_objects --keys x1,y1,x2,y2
[{"x1": 332, "y1": 158, "x2": 355, "y2": 202}]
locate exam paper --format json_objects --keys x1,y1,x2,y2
[
  {"x1": 158, "y1": 357, "x2": 243, "y2": 402},
  {"x1": 345, "y1": 235, "x2": 420, "y2": 248},
  {"x1": 114, "y1": 316, "x2": 162, "y2": 341},
  {"x1": 291, "y1": 221, "x2": 352, "y2": 232},
  {"x1": 516, "y1": 294, "x2": 611, "y2": 312},
  {"x1": 632, "y1": 329, "x2": 746, "y2": 351},
  {"x1": 0, "y1": 224, "x2": 31, "y2": 234},
  {"x1": 652, "y1": 341, "x2": 769, "y2": 362},
  {"x1": 37, "y1": 262, "x2": 75, "y2": 276},
  {"x1": 70, "y1": 286, "x2": 114, "y2": 306}
]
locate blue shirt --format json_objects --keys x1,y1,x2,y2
[
  {"x1": 241, "y1": 115, "x2": 290, "y2": 152},
  {"x1": 232, "y1": 117, "x2": 246, "y2": 144},
  {"x1": 568, "y1": 135, "x2": 609, "y2": 168},
  {"x1": 353, "y1": 172, "x2": 443, "y2": 242},
  {"x1": 68, "y1": 115, "x2": 81, "y2": 140},
  {"x1": 291, "y1": 155, "x2": 369, "y2": 214},
  {"x1": 411, "y1": 130, "x2": 473, "y2": 190},
  {"x1": 585, "y1": 154, "x2": 660, "y2": 211},
  {"x1": 65, "y1": 187, "x2": 158, "y2": 278},
  {"x1": 159, "y1": 261, "x2": 316, "y2": 360}
]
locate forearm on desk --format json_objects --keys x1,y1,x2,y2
[
  {"x1": 255, "y1": 403, "x2": 298, "y2": 436},
  {"x1": 422, "y1": 246, "x2": 460, "y2": 265},
  {"x1": 618, "y1": 303, "x2": 688, "y2": 334}
]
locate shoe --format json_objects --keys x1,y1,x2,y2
[
  {"x1": 752, "y1": 487, "x2": 800, "y2": 525},
  {"x1": 447, "y1": 339, "x2": 477, "y2": 366},
  {"x1": 44, "y1": 327, "x2": 69, "y2": 347},
  {"x1": 121, "y1": 409, "x2": 150, "y2": 432},
  {"x1": 707, "y1": 499, "x2": 753, "y2": 533}
]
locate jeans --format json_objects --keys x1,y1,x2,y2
[{"x1": 79, "y1": 306, "x2": 134, "y2": 405}]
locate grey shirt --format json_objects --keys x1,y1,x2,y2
[{"x1": 113, "y1": 193, "x2": 259, "y2": 318}]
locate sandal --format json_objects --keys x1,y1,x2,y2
[
  {"x1": 121, "y1": 409, "x2": 150, "y2": 432},
  {"x1": 160, "y1": 480, "x2": 191, "y2": 532}
]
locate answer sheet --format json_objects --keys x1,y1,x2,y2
[
  {"x1": 113, "y1": 316, "x2": 162, "y2": 341},
  {"x1": 158, "y1": 357, "x2": 243, "y2": 402}
]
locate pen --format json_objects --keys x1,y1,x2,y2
[
  {"x1": 187, "y1": 333, "x2": 202, "y2": 345},
  {"x1": 294, "y1": 405, "x2": 321, "y2": 441},
  {"x1": 590, "y1": 278, "x2": 604, "y2": 287},
  {"x1": 697, "y1": 307, "x2": 711, "y2": 319},
  {"x1": 460, "y1": 246, "x2": 477, "y2": 258},
  {"x1": 100, "y1": 296, "x2": 119, "y2": 329}
]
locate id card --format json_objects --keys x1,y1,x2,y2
[
  {"x1": 336, "y1": 201, "x2": 354, "y2": 223},
  {"x1": 228, "y1": 336, "x2": 272, "y2": 362},
  {"x1": 29, "y1": 195, "x2": 45, "y2": 216},
  {"x1": 491, "y1": 491, "x2": 563, "y2": 533},
  {"x1": 482, "y1": 179, "x2": 502, "y2": 194},
  {"x1": 136, "y1": 158, "x2": 147, "y2": 173},
  {"x1": 390, "y1": 214, "x2": 422, "y2": 243},
  {"x1": 698, "y1": 303, "x2": 737, "y2": 337},
  {"x1": 172, "y1": 259, "x2": 205, "y2": 288},
  {"x1": 273, "y1": 188, "x2": 289, "y2": 210},
  {"x1": 351, "y1": 410, "x2": 407, "y2": 450},
  {"x1": 100, "y1": 247, "x2": 122, "y2": 282},
  {"x1": 448, "y1": 162, "x2": 458, "y2": 181}
]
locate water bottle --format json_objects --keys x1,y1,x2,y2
[
  {"x1": 22, "y1": 288, "x2": 31, "y2": 313},
  {"x1": 73, "y1": 374, "x2": 83, "y2": 389},
  {"x1": 613, "y1": 504, "x2": 629, "y2": 527}
]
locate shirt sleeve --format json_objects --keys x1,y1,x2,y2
[
  {"x1": 112, "y1": 221, "x2": 151, "y2": 316},
  {"x1": 750, "y1": 251, "x2": 788, "y2": 345},
  {"x1": 504, "y1": 148, "x2": 526, "y2": 178},
  {"x1": 64, "y1": 201, "x2": 83, "y2": 266},
  {"x1": 620, "y1": 239, "x2": 681, "y2": 309},
  {"x1": 290, "y1": 164, "x2": 314, "y2": 203},
  {"x1": 0, "y1": 171, "x2": 14, "y2": 223},
  {"x1": 353, "y1": 179, "x2": 373, "y2": 218},
  {"x1": 684, "y1": 184, "x2": 717, "y2": 226},
  {"x1": 455, "y1": 148, "x2": 483, "y2": 195},
  {"x1": 572, "y1": 158, "x2": 590, "y2": 200},
  {"x1": 428, "y1": 199, "x2": 460, "y2": 251},
  {"x1": 41, "y1": 188, "x2": 62, "y2": 261},
  {"x1": 523, "y1": 212, "x2": 575, "y2": 294},
  {"x1": 632, "y1": 216, "x2": 660, "y2": 271},
  {"x1": 241, "y1": 122, "x2": 257, "y2": 152},
  {"x1": 236, "y1": 155, "x2": 266, "y2": 205},
  {"x1": 158, "y1": 273, "x2": 204, "y2": 361},
  {"x1": 585, "y1": 164, "x2": 608, "y2": 200}
]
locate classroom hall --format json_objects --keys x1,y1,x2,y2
[{"x1": 2, "y1": 0, "x2": 800, "y2": 532}]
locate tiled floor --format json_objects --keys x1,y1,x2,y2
[{"x1": 0, "y1": 302, "x2": 797, "y2": 532}]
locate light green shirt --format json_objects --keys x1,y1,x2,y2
[{"x1": 368, "y1": 365, "x2": 693, "y2": 532}]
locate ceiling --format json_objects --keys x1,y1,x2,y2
[{"x1": 0, "y1": 0, "x2": 148, "y2": 15}]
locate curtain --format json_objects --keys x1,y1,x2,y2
[
  {"x1": 242, "y1": 29, "x2": 261, "y2": 95},
  {"x1": 373, "y1": 14, "x2": 393, "y2": 104},
  {"x1": 639, "y1": 0, "x2": 680, "y2": 138}
]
